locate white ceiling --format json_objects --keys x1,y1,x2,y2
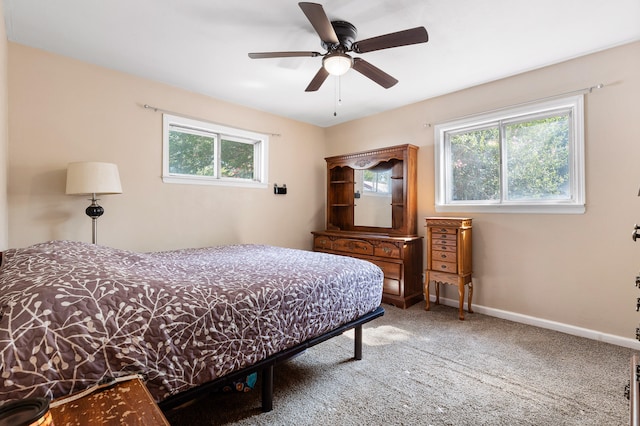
[{"x1": 3, "y1": 0, "x2": 640, "y2": 127}]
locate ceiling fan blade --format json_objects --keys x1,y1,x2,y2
[
  {"x1": 352, "y1": 58, "x2": 398, "y2": 89},
  {"x1": 305, "y1": 67, "x2": 330, "y2": 92},
  {"x1": 248, "y1": 51, "x2": 322, "y2": 59},
  {"x1": 353, "y1": 27, "x2": 428, "y2": 54},
  {"x1": 298, "y1": 2, "x2": 339, "y2": 45}
]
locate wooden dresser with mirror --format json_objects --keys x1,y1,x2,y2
[{"x1": 312, "y1": 144, "x2": 423, "y2": 309}]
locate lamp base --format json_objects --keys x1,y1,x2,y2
[
  {"x1": 85, "y1": 204, "x2": 104, "y2": 219},
  {"x1": 85, "y1": 195, "x2": 104, "y2": 244}
]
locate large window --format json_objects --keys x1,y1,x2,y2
[
  {"x1": 162, "y1": 114, "x2": 268, "y2": 188},
  {"x1": 434, "y1": 95, "x2": 585, "y2": 213}
]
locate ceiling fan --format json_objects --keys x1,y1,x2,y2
[{"x1": 248, "y1": 2, "x2": 429, "y2": 92}]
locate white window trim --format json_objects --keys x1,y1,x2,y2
[
  {"x1": 162, "y1": 114, "x2": 269, "y2": 189},
  {"x1": 434, "y1": 95, "x2": 585, "y2": 214}
]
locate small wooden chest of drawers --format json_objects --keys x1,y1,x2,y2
[
  {"x1": 424, "y1": 217, "x2": 473, "y2": 320},
  {"x1": 312, "y1": 231, "x2": 423, "y2": 309}
]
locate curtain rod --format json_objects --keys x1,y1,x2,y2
[
  {"x1": 142, "y1": 103, "x2": 281, "y2": 137},
  {"x1": 423, "y1": 83, "x2": 605, "y2": 128},
  {"x1": 518, "y1": 82, "x2": 605, "y2": 104}
]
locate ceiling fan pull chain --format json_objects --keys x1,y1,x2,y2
[
  {"x1": 333, "y1": 76, "x2": 338, "y2": 116},
  {"x1": 333, "y1": 76, "x2": 343, "y2": 117}
]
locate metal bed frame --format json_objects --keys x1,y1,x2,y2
[{"x1": 158, "y1": 306, "x2": 385, "y2": 413}]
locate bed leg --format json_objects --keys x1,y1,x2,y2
[
  {"x1": 261, "y1": 365, "x2": 274, "y2": 412},
  {"x1": 354, "y1": 324, "x2": 362, "y2": 360}
]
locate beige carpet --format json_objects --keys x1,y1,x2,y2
[{"x1": 165, "y1": 303, "x2": 634, "y2": 425}]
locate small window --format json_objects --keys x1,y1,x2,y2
[
  {"x1": 434, "y1": 95, "x2": 585, "y2": 214},
  {"x1": 162, "y1": 114, "x2": 268, "y2": 188}
]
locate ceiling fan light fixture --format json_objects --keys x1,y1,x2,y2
[{"x1": 323, "y1": 52, "x2": 353, "y2": 76}]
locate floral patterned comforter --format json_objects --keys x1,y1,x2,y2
[{"x1": 0, "y1": 240, "x2": 383, "y2": 403}]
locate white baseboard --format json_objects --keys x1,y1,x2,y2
[{"x1": 432, "y1": 296, "x2": 640, "y2": 350}]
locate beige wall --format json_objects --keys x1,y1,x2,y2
[
  {"x1": 7, "y1": 43, "x2": 326, "y2": 252},
  {"x1": 0, "y1": 2, "x2": 8, "y2": 250},
  {"x1": 6, "y1": 37, "x2": 640, "y2": 342},
  {"x1": 326, "y1": 41, "x2": 640, "y2": 341}
]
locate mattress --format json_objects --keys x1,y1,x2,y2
[{"x1": 0, "y1": 240, "x2": 383, "y2": 402}]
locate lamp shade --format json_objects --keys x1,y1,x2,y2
[{"x1": 66, "y1": 162, "x2": 123, "y2": 195}]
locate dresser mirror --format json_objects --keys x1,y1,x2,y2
[{"x1": 353, "y1": 166, "x2": 393, "y2": 228}]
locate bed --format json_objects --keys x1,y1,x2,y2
[{"x1": 0, "y1": 240, "x2": 384, "y2": 412}]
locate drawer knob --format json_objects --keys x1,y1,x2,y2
[{"x1": 441, "y1": 254, "x2": 446, "y2": 258}]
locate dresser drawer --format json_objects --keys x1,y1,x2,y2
[
  {"x1": 374, "y1": 242, "x2": 401, "y2": 259},
  {"x1": 432, "y1": 232, "x2": 457, "y2": 241},
  {"x1": 333, "y1": 238, "x2": 374, "y2": 256},
  {"x1": 432, "y1": 241, "x2": 457, "y2": 252},
  {"x1": 428, "y1": 270, "x2": 459, "y2": 286},
  {"x1": 371, "y1": 260, "x2": 402, "y2": 295},
  {"x1": 314, "y1": 235, "x2": 332, "y2": 251},
  {"x1": 433, "y1": 236, "x2": 456, "y2": 246},
  {"x1": 383, "y1": 278, "x2": 401, "y2": 296},
  {"x1": 372, "y1": 260, "x2": 402, "y2": 280},
  {"x1": 432, "y1": 260, "x2": 457, "y2": 273},
  {"x1": 431, "y1": 226, "x2": 457, "y2": 235},
  {"x1": 432, "y1": 250, "x2": 456, "y2": 263}
]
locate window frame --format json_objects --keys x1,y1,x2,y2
[
  {"x1": 162, "y1": 114, "x2": 269, "y2": 188},
  {"x1": 434, "y1": 95, "x2": 585, "y2": 214}
]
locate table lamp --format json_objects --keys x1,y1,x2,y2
[{"x1": 66, "y1": 162, "x2": 122, "y2": 244}]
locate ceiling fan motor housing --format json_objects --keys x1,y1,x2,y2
[{"x1": 322, "y1": 21, "x2": 357, "y2": 51}]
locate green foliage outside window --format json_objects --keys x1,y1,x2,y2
[
  {"x1": 450, "y1": 127, "x2": 500, "y2": 201},
  {"x1": 505, "y1": 116, "x2": 569, "y2": 200},
  {"x1": 221, "y1": 139, "x2": 254, "y2": 179},
  {"x1": 168, "y1": 131, "x2": 215, "y2": 176},
  {"x1": 169, "y1": 130, "x2": 256, "y2": 180},
  {"x1": 449, "y1": 115, "x2": 570, "y2": 202}
]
